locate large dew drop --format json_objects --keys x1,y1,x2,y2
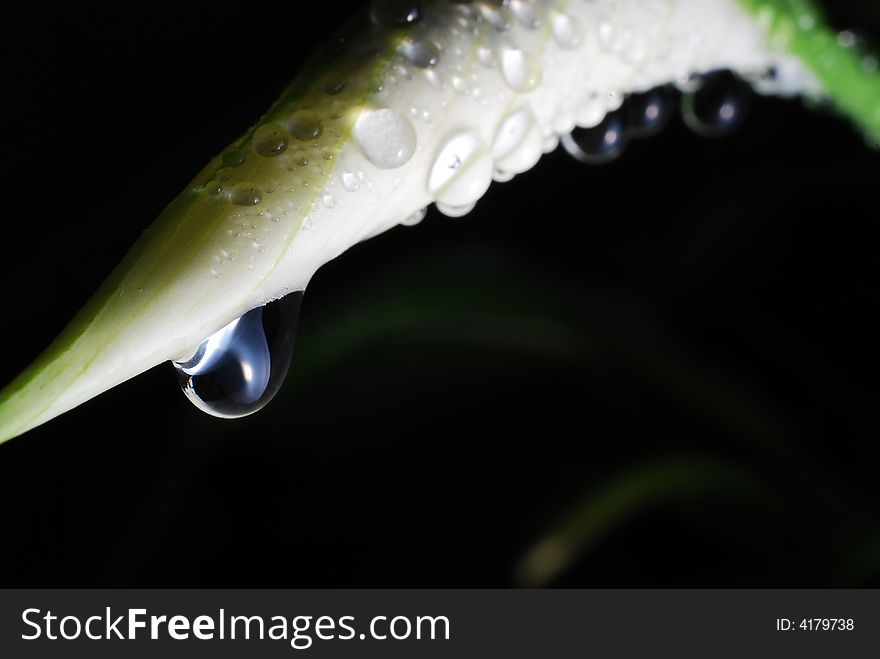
[
  {"x1": 353, "y1": 108, "x2": 417, "y2": 169},
  {"x1": 491, "y1": 107, "x2": 542, "y2": 176},
  {"x1": 173, "y1": 293, "x2": 303, "y2": 419},
  {"x1": 428, "y1": 131, "x2": 493, "y2": 209},
  {"x1": 253, "y1": 123, "x2": 289, "y2": 157}
]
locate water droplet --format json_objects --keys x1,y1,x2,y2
[
  {"x1": 491, "y1": 107, "x2": 542, "y2": 174},
  {"x1": 500, "y1": 48, "x2": 542, "y2": 92},
  {"x1": 231, "y1": 183, "x2": 263, "y2": 206},
  {"x1": 681, "y1": 70, "x2": 750, "y2": 138},
  {"x1": 479, "y1": 3, "x2": 512, "y2": 31},
  {"x1": 428, "y1": 131, "x2": 492, "y2": 207},
  {"x1": 837, "y1": 30, "x2": 857, "y2": 49},
  {"x1": 401, "y1": 207, "x2": 427, "y2": 226},
  {"x1": 624, "y1": 87, "x2": 673, "y2": 138},
  {"x1": 289, "y1": 109, "x2": 323, "y2": 141},
  {"x1": 324, "y1": 81, "x2": 345, "y2": 95},
  {"x1": 370, "y1": 0, "x2": 421, "y2": 27},
  {"x1": 322, "y1": 194, "x2": 336, "y2": 208},
  {"x1": 252, "y1": 123, "x2": 289, "y2": 157},
  {"x1": 551, "y1": 12, "x2": 581, "y2": 49},
  {"x1": 435, "y1": 201, "x2": 475, "y2": 218},
  {"x1": 493, "y1": 168, "x2": 515, "y2": 183},
  {"x1": 341, "y1": 171, "x2": 360, "y2": 191},
  {"x1": 222, "y1": 148, "x2": 247, "y2": 168},
  {"x1": 399, "y1": 38, "x2": 439, "y2": 68},
  {"x1": 173, "y1": 293, "x2": 303, "y2": 419},
  {"x1": 561, "y1": 111, "x2": 628, "y2": 164},
  {"x1": 511, "y1": 0, "x2": 541, "y2": 29},
  {"x1": 353, "y1": 108, "x2": 417, "y2": 169}
]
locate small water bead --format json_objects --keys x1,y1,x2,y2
[
  {"x1": 427, "y1": 131, "x2": 493, "y2": 207},
  {"x1": 173, "y1": 293, "x2": 303, "y2": 419},
  {"x1": 370, "y1": 0, "x2": 421, "y2": 27},
  {"x1": 324, "y1": 81, "x2": 345, "y2": 95},
  {"x1": 401, "y1": 207, "x2": 427, "y2": 226},
  {"x1": 500, "y1": 48, "x2": 542, "y2": 93},
  {"x1": 341, "y1": 171, "x2": 360, "y2": 191},
  {"x1": 231, "y1": 182, "x2": 263, "y2": 206},
  {"x1": 289, "y1": 109, "x2": 323, "y2": 141},
  {"x1": 252, "y1": 123, "x2": 288, "y2": 157},
  {"x1": 399, "y1": 38, "x2": 439, "y2": 68},
  {"x1": 561, "y1": 110, "x2": 629, "y2": 164},
  {"x1": 624, "y1": 87, "x2": 674, "y2": 139},
  {"x1": 353, "y1": 108, "x2": 417, "y2": 169},
  {"x1": 551, "y1": 11, "x2": 581, "y2": 49},
  {"x1": 681, "y1": 70, "x2": 750, "y2": 138}
]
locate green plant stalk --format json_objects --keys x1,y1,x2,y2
[{"x1": 0, "y1": 0, "x2": 877, "y2": 445}]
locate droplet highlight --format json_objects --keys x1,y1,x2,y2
[{"x1": 370, "y1": 0, "x2": 422, "y2": 27}]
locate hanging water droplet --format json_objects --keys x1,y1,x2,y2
[
  {"x1": 353, "y1": 108, "x2": 417, "y2": 169},
  {"x1": 370, "y1": 0, "x2": 422, "y2": 27},
  {"x1": 435, "y1": 201, "x2": 475, "y2": 218},
  {"x1": 401, "y1": 207, "x2": 427, "y2": 226},
  {"x1": 500, "y1": 47, "x2": 542, "y2": 93},
  {"x1": 428, "y1": 131, "x2": 492, "y2": 207},
  {"x1": 289, "y1": 109, "x2": 323, "y2": 141},
  {"x1": 625, "y1": 87, "x2": 674, "y2": 138},
  {"x1": 551, "y1": 11, "x2": 581, "y2": 49},
  {"x1": 561, "y1": 111, "x2": 628, "y2": 164},
  {"x1": 399, "y1": 38, "x2": 439, "y2": 68},
  {"x1": 231, "y1": 183, "x2": 263, "y2": 206},
  {"x1": 173, "y1": 293, "x2": 303, "y2": 419},
  {"x1": 681, "y1": 70, "x2": 750, "y2": 138},
  {"x1": 252, "y1": 123, "x2": 289, "y2": 157}
]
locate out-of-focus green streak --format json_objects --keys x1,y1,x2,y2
[{"x1": 512, "y1": 458, "x2": 764, "y2": 587}]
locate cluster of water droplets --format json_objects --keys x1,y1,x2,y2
[
  {"x1": 562, "y1": 70, "x2": 752, "y2": 165},
  {"x1": 173, "y1": 1, "x2": 813, "y2": 418}
]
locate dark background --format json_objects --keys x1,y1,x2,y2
[{"x1": 0, "y1": 1, "x2": 878, "y2": 587}]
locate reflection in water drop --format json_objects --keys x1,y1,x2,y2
[
  {"x1": 681, "y1": 70, "x2": 751, "y2": 138},
  {"x1": 561, "y1": 111, "x2": 629, "y2": 164},
  {"x1": 173, "y1": 293, "x2": 303, "y2": 419},
  {"x1": 625, "y1": 88, "x2": 673, "y2": 138}
]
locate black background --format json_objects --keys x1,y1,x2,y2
[{"x1": 0, "y1": 1, "x2": 879, "y2": 587}]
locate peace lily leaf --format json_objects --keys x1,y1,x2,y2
[{"x1": 0, "y1": 0, "x2": 877, "y2": 444}]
